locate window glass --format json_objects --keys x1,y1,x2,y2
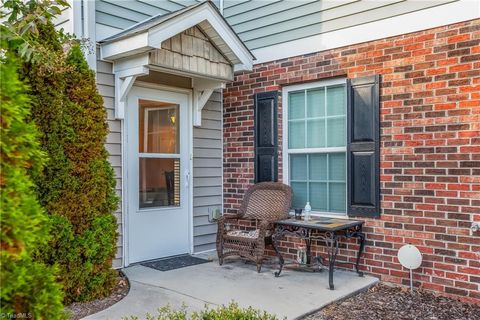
[
  {"x1": 139, "y1": 158, "x2": 180, "y2": 208},
  {"x1": 327, "y1": 117, "x2": 346, "y2": 147},
  {"x1": 307, "y1": 118, "x2": 325, "y2": 148},
  {"x1": 138, "y1": 99, "x2": 181, "y2": 209},
  {"x1": 290, "y1": 154, "x2": 307, "y2": 180},
  {"x1": 287, "y1": 82, "x2": 347, "y2": 214},
  {"x1": 326, "y1": 86, "x2": 346, "y2": 116},
  {"x1": 139, "y1": 100, "x2": 179, "y2": 154},
  {"x1": 288, "y1": 121, "x2": 305, "y2": 149},
  {"x1": 307, "y1": 88, "x2": 325, "y2": 118},
  {"x1": 309, "y1": 154, "x2": 327, "y2": 181},
  {"x1": 288, "y1": 91, "x2": 305, "y2": 120}
]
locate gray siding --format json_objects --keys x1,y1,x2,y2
[
  {"x1": 224, "y1": 0, "x2": 459, "y2": 50},
  {"x1": 96, "y1": 0, "x2": 219, "y2": 39},
  {"x1": 193, "y1": 91, "x2": 222, "y2": 253},
  {"x1": 96, "y1": 53, "x2": 124, "y2": 269},
  {"x1": 95, "y1": 0, "x2": 458, "y2": 49}
]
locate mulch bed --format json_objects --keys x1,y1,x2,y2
[
  {"x1": 304, "y1": 283, "x2": 480, "y2": 320},
  {"x1": 65, "y1": 271, "x2": 130, "y2": 320}
]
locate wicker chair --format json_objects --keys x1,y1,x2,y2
[{"x1": 216, "y1": 182, "x2": 292, "y2": 272}]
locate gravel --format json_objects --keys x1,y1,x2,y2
[
  {"x1": 65, "y1": 271, "x2": 130, "y2": 320},
  {"x1": 303, "y1": 283, "x2": 480, "y2": 320}
]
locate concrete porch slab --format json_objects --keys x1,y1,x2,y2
[{"x1": 85, "y1": 256, "x2": 378, "y2": 320}]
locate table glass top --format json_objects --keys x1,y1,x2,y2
[{"x1": 275, "y1": 216, "x2": 364, "y2": 231}]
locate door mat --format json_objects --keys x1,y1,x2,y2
[{"x1": 141, "y1": 255, "x2": 210, "y2": 271}]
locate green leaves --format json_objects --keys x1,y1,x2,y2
[
  {"x1": 17, "y1": 27, "x2": 119, "y2": 303},
  {"x1": 1, "y1": 0, "x2": 72, "y2": 68},
  {"x1": 3, "y1": 0, "x2": 118, "y2": 307},
  {"x1": 0, "y1": 51, "x2": 65, "y2": 320},
  {"x1": 122, "y1": 303, "x2": 282, "y2": 320}
]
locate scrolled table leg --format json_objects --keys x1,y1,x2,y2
[
  {"x1": 355, "y1": 232, "x2": 365, "y2": 277},
  {"x1": 326, "y1": 231, "x2": 339, "y2": 290},
  {"x1": 273, "y1": 226, "x2": 285, "y2": 277}
]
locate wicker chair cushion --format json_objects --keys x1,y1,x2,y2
[{"x1": 244, "y1": 189, "x2": 289, "y2": 221}]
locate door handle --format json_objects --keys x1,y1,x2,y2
[{"x1": 185, "y1": 171, "x2": 190, "y2": 188}]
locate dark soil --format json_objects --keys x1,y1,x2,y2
[
  {"x1": 65, "y1": 271, "x2": 130, "y2": 320},
  {"x1": 304, "y1": 283, "x2": 480, "y2": 320}
]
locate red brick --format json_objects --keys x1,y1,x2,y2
[{"x1": 224, "y1": 19, "x2": 480, "y2": 304}]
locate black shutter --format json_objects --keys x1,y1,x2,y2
[
  {"x1": 254, "y1": 91, "x2": 278, "y2": 183},
  {"x1": 347, "y1": 75, "x2": 380, "y2": 218}
]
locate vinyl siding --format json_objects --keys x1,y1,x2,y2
[
  {"x1": 224, "y1": 0, "x2": 459, "y2": 50},
  {"x1": 192, "y1": 90, "x2": 223, "y2": 253},
  {"x1": 95, "y1": 0, "x2": 459, "y2": 49},
  {"x1": 96, "y1": 54, "x2": 124, "y2": 269},
  {"x1": 95, "y1": 0, "x2": 219, "y2": 40}
]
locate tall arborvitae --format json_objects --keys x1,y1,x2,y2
[
  {"x1": 19, "y1": 23, "x2": 119, "y2": 303},
  {"x1": 0, "y1": 49, "x2": 66, "y2": 319}
]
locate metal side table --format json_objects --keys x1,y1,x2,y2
[{"x1": 272, "y1": 217, "x2": 365, "y2": 290}]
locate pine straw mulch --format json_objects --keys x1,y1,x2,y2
[
  {"x1": 65, "y1": 271, "x2": 130, "y2": 320},
  {"x1": 303, "y1": 283, "x2": 480, "y2": 320}
]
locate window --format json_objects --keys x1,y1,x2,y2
[
  {"x1": 138, "y1": 99, "x2": 180, "y2": 209},
  {"x1": 283, "y1": 79, "x2": 347, "y2": 215}
]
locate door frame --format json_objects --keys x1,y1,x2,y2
[{"x1": 122, "y1": 81, "x2": 194, "y2": 267}]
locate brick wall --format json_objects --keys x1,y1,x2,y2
[{"x1": 223, "y1": 19, "x2": 480, "y2": 303}]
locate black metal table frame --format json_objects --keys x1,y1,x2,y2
[{"x1": 272, "y1": 222, "x2": 365, "y2": 290}]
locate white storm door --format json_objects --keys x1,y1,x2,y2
[{"x1": 126, "y1": 86, "x2": 190, "y2": 264}]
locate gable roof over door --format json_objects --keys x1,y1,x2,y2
[{"x1": 99, "y1": 1, "x2": 254, "y2": 71}]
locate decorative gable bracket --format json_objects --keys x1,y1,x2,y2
[
  {"x1": 192, "y1": 79, "x2": 225, "y2": 127},
  {"x1": 114, "y1": 65, "x2": 149, "y2": 119}
]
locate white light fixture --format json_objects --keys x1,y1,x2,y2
[{"x1": 398, "y1": 244, "x2": 422, "y2": 292}]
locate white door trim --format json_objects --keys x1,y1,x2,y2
[{"x1": 122, "y1": 83, "x2": 193, "y2": 266}]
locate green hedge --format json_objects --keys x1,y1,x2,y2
[
  {"x1": 19, "y1": 22, "x2": 119, "y2": 303},
  {"x1": 0, "y1": 49, "x2": 65, "y2": 319},
  {"x1": 123, "y1": 303, "x2": 281, "y2": 320}
]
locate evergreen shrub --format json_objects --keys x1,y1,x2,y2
[
  {"x1": 19, "y1": 22, "x2": 119, "y2": 303},
  {"x1": 0, "y1": 50, "x2": 65, "y2": 319}
]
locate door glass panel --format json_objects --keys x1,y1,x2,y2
[
  {"x1": 139, "y1": 158, "x2": 180, "y2": 208},
  {"x1": 138, "y1": 99, "x2": 181, "y2": 209},
  {"x1": 139, "y1": 99, "x2": 179, "y2": 154}
]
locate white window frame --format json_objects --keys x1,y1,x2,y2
[{"x1": 282, "y1": 78, "x2": 348, "y2": 217}]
